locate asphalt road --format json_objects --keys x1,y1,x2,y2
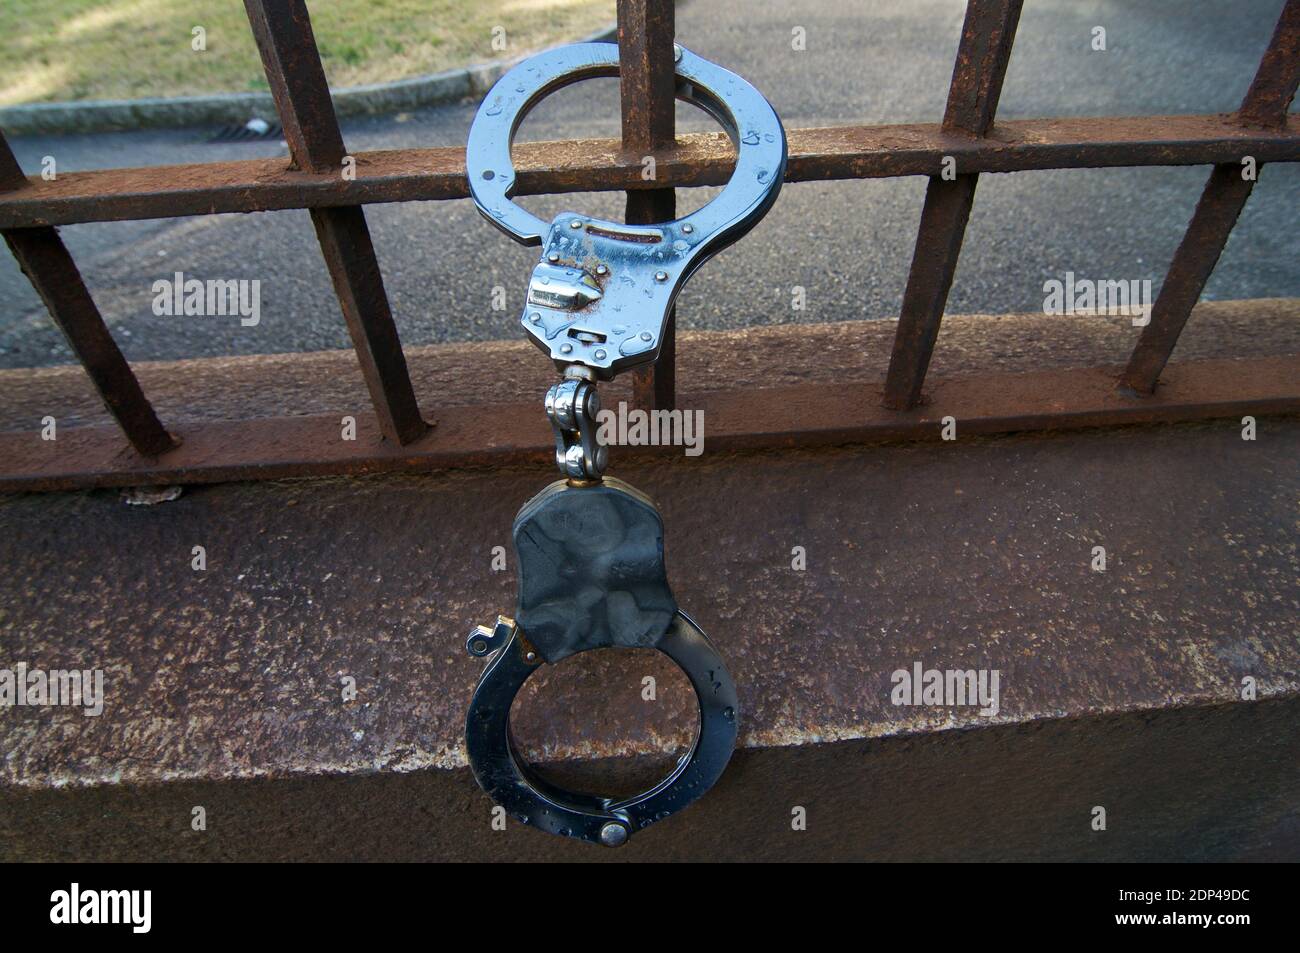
[{"x1": 2, "y1": 0, "x2": 1296, "y2": 370}]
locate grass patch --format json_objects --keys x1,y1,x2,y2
[{"x1": 0, "y1": 0, "x2": 613, "y2": 106}]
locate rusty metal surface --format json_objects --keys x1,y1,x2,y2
[
  {"x1": 617, "y1": 0, "x2": 676, "y2": 155},
  {"x1": 1, "y1": 229, "x2": 175, "y2": 457},
  {"x1": 243, "y1": 0, "x2": 345, "y2": 174},
  {"x1": 1, "y1": 419, "x2": 1296, "y2": 858},
  {"x1": 0, "y1": 136, "x2": 174, "y2": 457},
  {"x1": 1, "y1": 354, "x2": 1295, "y2": 493},
  {"x1": 308, "y1": 205, "x2": 427, "y2": 444},
  {"x1": 619, "y1": 0, "x2": 678, "y2": 411},
  {"x1": 1120, "y1": 166, "x2": 1257, "y2": 395},
  {"x1": 1, "y1": 116, "x2": 1296, "y2": 231},
  {"x1": 942, "y1": 0, "x2": 1023, "y2": 137},
  {"x1": 1238, "y1": 0, "x2": 1300, "y2": 128},
  {"x1": 627, "y1": 187, "x2": 678, "y2": 411},
  {"x1": 2, "y1": 300, "x2": 1297, "y2": 492},
  {"x1": 1119, "y1": 0, "x2": 1300, "y2": 396},
  {"x1": 882, "y1": 174, "x2": 979, "y2": 410},
  {"x1": 246, "y1": 0, "x2": 425, "y2": 446},
  {"x1": 883, "y1": 0, "x2": 1022, "y2": 411},
  {"x1": 4, "y1": 300, "x2": 1295, "y2": 432},
  {"x1": 0, "y1": 129, "x2": 24, "y2": 185}
]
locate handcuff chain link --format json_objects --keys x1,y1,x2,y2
[{"x1": 545, "y1": 377, "x2": 608, "y2": 481}]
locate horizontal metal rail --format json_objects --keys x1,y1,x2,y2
[
  {"x1": 2, "y1": 354, "x2": 1294, "y2": 493},
  {"x1": 0, "y1": 115, "x2": 1296, "y2": 230}
]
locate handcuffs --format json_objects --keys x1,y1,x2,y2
[{"x1": 463, "y1": 41, "x2": 785, "y2": 847}]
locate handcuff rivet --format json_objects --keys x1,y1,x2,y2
[
  {"x1": 654, "y1": 270, "x2": 668, "y2": 282},
  {"x1": 682, "y1": 223, "x2": 694, "y2": 234},
  {"x1": 547, "y1": 251, "x2": 561, "y2": 263},
  {"x1": 599, "y1": 822, "x2": 629, "y2": 847},
  {"x1": 560, "y1": 343, "x2": 573, "y2": 354},
  {"x1": 640, "y1": 331, "x2": 653, "y2": 342},
  {"x1": 594, "y1": 349, "x2": 606, "y2": 360},
  {"x1": 570, "y1": 219, "x2": 583, "y2": 229},
  {"x1": 529, "y1": 312, "x2": 542, "y2": 324},
  {"x1": 595, "y1": 264, "x2": 609, "y2": 276}
]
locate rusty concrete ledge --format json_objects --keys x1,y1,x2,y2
[
  {"x1": 1, "y1": 298, "x2": 1296, "y2": 430},
  {"x1": 0, "y1": 412, "x2": 1297, "y2": 859}
]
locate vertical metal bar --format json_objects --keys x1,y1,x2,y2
[
  {"x1": 1120, "y1": 0, "x2": 1299, "y2": 395},
  {"x1": 244, "y1": 0, "x2": 426, "y2": 444},
  {"x1": 0, "y1": 129, "x2": 23, "y2": 184},
  {"x1": 883, "y1": 177, "x2": 979, "y2": 409},
  {"x1": 1117, "y1": 168, "x2": 1256, "y2": 395},
  {"x1": 1237, "y1": 0, "x2": 1300, "y2": 128},
  {"x1": 243, "y1": 0, "x2": 344, "y2": 173},
  {"x1": 0, "y1": 132, "x2": 175, "y2": 456},
  {"x1": 882, "y1": 0, "x2": 1023, "y2": 411},
  {"x1": 618, "y1": 0, "x2": 677, "y2": 411}
]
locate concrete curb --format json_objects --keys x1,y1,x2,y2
[{"x1": 0, "y1": 24, "x2": 616, "y2": 136}]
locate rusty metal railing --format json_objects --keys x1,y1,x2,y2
[{"x1": 0, "y1": 0, "x2": 1297, "y2": 492}]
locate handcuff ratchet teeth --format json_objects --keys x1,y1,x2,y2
[{"x1": 463, "y1": 41, "x2": 786, "y2": 847}]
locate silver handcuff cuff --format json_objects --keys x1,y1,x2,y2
[{"x1": 463, "y1": 41, "x2": 785, "y2": 847}]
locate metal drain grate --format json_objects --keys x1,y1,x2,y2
[{"x1": 207, "y1": 119, "x2": 283, "y2": 143}]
